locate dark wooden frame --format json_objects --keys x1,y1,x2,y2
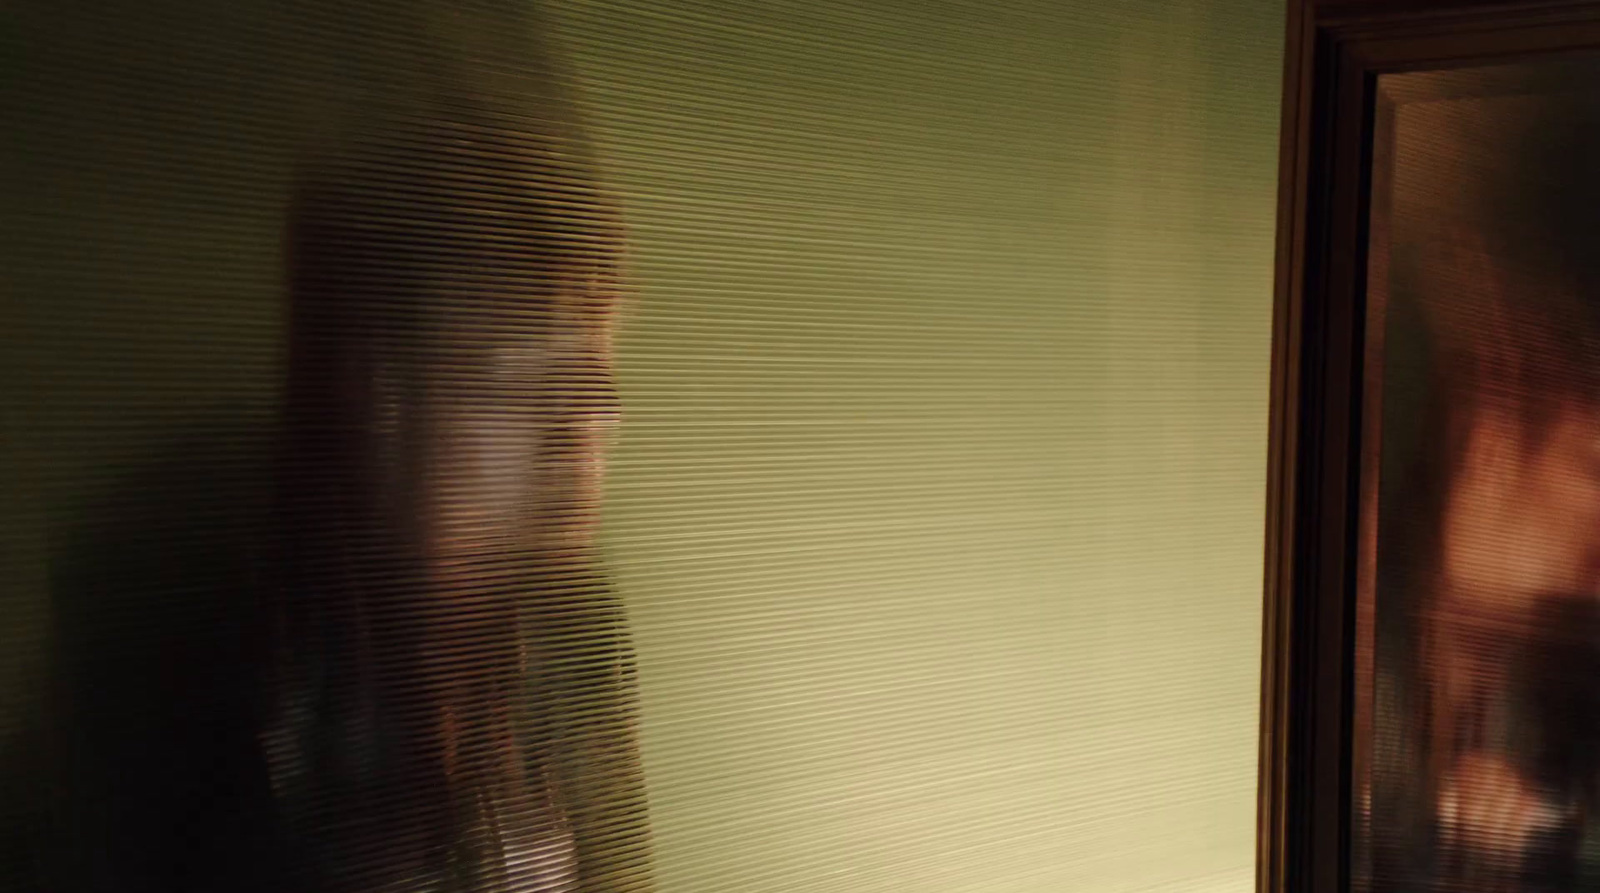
[{"x1": 1259, "y1": 3, "x2": 1600, "y2": 893}]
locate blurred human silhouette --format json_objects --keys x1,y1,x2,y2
[
  {"x1": 271, "y1": 109, "x2": 649, "y2": 892},
  {"x1": 5, "y1": 108, "x2": 652, "y2": 893},
  {"x1": 1369, "y1": 82, "x2": 1600, "y2": 893}
]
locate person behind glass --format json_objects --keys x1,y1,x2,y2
[
  {"x1": 1412, "y1": 235, "x2": 1600, "y2": 867},
  {"x1": 274, "y1": 108, "x2": 651, "y2": 892},
  {"x1": 1380, "y1": 102, "x2": 1600, "y2": 891}
]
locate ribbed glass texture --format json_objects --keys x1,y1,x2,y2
[
  {"x1": 3, "y1": 1, "x2": 1281, "y2": 891},
  {"x1": 551, "y1": 2, "x2": 1281, "y2": 891}
]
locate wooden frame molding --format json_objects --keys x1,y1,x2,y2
[{"x1": 1258, "y1": 3, "x2": 1600, "y2": 892}]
